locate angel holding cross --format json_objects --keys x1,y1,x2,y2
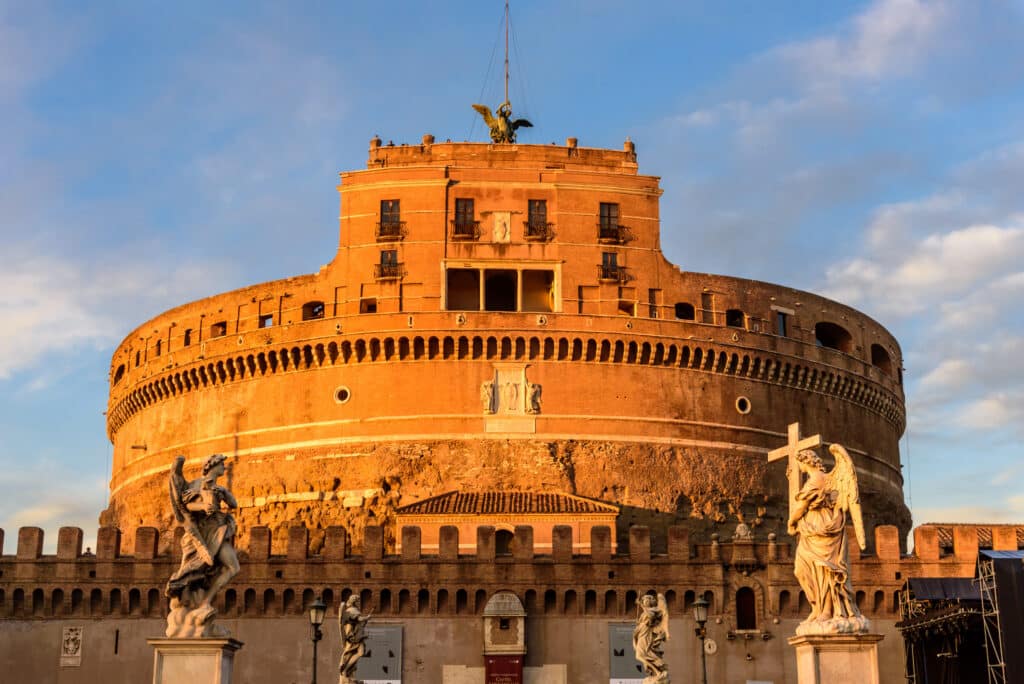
[{"x1": 788, "y1": 444, "x2": 870, "y2": 635}]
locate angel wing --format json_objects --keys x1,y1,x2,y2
[
  {"x1": 471, "y1": 104, "x2": 497, "y2": 129},
  {"x1": 656, "y1": 593, "x2": 670, "y2": 640},
  {"x1": 828, "y1": 443, "x2": 866, "y2": 551},
  {"x1": 168, "y1": 455, "x2": 188, "y2": 523},
  {"x1": 511, "y1": 118, "x2": 533, "y2": 130}
]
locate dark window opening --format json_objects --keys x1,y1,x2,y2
[
  {"x1": 183, "y1": 329, "x2": 192, "y2": 346},
  {"x1": 446, "y1": 269, "x2": 481, "y2": 310},
  {"x1": 871, "y1": 344, "x2": 893, "y2": 376},
  {"x1": 359, "y1": 298, "x2": 377, "y2": 314},
  {"x1": 154, "y1": 340, "x2": 162, "y2": 356},
  {"x1": 259, "y1": 314, "x2": 273, "y2": 328},
  {"x1": 525, "y1": 199, "x2": 550, "y2": 240},
  {"x1": 113, "y1": 364, "x2": 125, "y2": 385},
  {"x1": 484, "y1": 270, "x2": 517, "y2": 312},
  {"x1": 675, "y1": 302, "x2": 695, "y2": 320},
  {"x1": 648, "y1": 289, "x2": 660, "y2": 318},
  {"x1": 134, "y1": 351, "x2": 141, "y2": 367},
  {"x1": 598, "y1": 202, "x2": 621, "y2": 242},
  {"x1": 617, "y1": 299, "x2": 635, "y2": 316},
  {"x1": 499, "y1": 617, "x2": 510, "y2": 630},
  {"x1": 495, "y1": 530, "x2": 514, "y2": 556},
  {"x1": 210, "y1": 321, "x2": 227, "y2": 338},
  {"x1": 452, "y1": 198, "x2": 478, "y2": 239},
  {"x1": 815, "y1": 321, "x2": 853, "y2": 353},
  {"x1": 726, "y1": 309, "x2": 745, "y2": 328},
  {"x1": 599, "y1": 252, "x2": 621, "y2": 281},
  {"x1": 302, "y1": 301, "x2": 325, "y2": 321},
  {"x1": 375, "y1": 249, "x2": 402, "y2": 279},
  {"x1": 776, "y1": 312, "x2": 788, "y2": 337},
  {"x1": 377, "y1": 200, "x2": 403, "y2": 240}
]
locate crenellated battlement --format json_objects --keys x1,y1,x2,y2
[{"x1": 1, "y1": 523, "x2": 1010, "y2": 624}]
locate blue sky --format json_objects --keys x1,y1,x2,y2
[{"x1": 2, "y1": 1, "x2": 1023, "y2": 551}]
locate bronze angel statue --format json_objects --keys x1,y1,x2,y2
[
  {"x1": 788, "y1": 444, "x2": 870, "y2": 635},
  {"x1": 472, "y1": 100, "x2": 532, "y2": 143},
  {"x1": 164, "y1": 453, "x2": 240, "y2": 638},
  {"x1": 633, "y1": 593, "x2": 670, "y2": 683}
]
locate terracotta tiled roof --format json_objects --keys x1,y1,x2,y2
[
  {"x1": 396, "y1": 491, "x2": 619, "y2": 516},
  {"x1": 926, "y1": 523, "x2": 1024, "y2": 550}
]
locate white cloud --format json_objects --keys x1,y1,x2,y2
[
  {"x1": 777, "y1": 0, "x2": 950, "y2": 84},
  {"x1": 959, "y1": 392, "x2": 1024, "y2": 431},
  {"x1": 0, "y1": 246, "x2": 239, "y2": 380}
]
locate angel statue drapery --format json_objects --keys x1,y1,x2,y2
[
  {"x1": 164, "y1": 453, "x2": 241, "y2": 638},
  {"x1": 788, "y1": 444, "x2": 870, "y2": 635},
  {"x1": 472, "y1": 101, "x2": 532, "y2": 143},
  {"x1": 633, "y1": 593, "x2": 670, "y2": 683}
]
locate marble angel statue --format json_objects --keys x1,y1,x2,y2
[
  {"x1": 339, "y1": 595, "x2": 373, "y2": 684},
  {"x1": 633, "y1": 593, "x2": 670, "y2": 683},
  {"x1": 788, "y1": 444, "x2": 870, "y2": 635},
  {"x1": 164, "y1": 453, "x2": 240, "y2": 638}
]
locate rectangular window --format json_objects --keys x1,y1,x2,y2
[
  {"x1": 259, "y1": 314, "x2": 273, "y2": 328},
  {"x1": 528, "y1": 199, "x2": 546, "y2": 223},
  {"x1": 210, "y1": 321, "x2": 227, "y2": 338},
  {"x1": 599, "y1": 202, "x2": 620, "y2": 242},
  {"x1": 453, "y1": 198, "x2": 477, "y2": 239},
  {"x1": 455, "y1": 198, "x2": 474, "y2": 222},
  {"x1": 380, "y1": 199, "x2": 400, "y2": 224},
  {"x1": 446, "y1": 268, "x2": 481, "y2": 310},
  {"x1": 525, "y1": 199, "x2": 549, "y2": 240},
  {"x1": 700, "y1": 293, "x2": 715, "y2": 324},
  {"x1": 376, "y1": 249, "x2": 401, "y2": 279},
  {"x1": 360, "y1": 298, "x2": 378, "y2": 314},
  {"x1": 648, "y1": 289, "x2": 660, "y2": 318},
  {"x1": 183, "y1": 329, "x2": 192, "y2": 347},
  {"x1": 776, "y1": 312, "x2": 788, "y2": 337},
  {"x1": 380, "y1": 249, "x2": 398, "y2": 265}
]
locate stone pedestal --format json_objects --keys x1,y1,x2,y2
[
  {"x1": 788, "y1": 634, "x2": 883, "y2": 684},
  {"x1": 148, "y1": 638, "x2": 243, "y2": 684}
]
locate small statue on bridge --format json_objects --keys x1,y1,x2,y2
[
  {"x1": 633, "y1": 593, "x2": 670, "y2": 683},
  {"x1": 787, "y1": 443, "x2": 870, "y2": 635},
  {"x1": 164, "y1": 453, "x2": 240, "y2": 638},
  {"x1": 339, "y1": 595, "x2": 373, "y2": 684}
]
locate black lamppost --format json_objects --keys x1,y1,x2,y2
[
  {"x1": 693, "y1": 596, "x2": 709, "y2": 684},
  {"x1": 308, "y1": 595, "x2": 327, "y2": 684}
]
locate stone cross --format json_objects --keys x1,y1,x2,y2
[{"x1": 767, "y1": 422, "x2": 822, "y2": 519}]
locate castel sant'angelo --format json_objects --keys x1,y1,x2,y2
[
  {"x1": 4, "y1": 101, "x2": 1023, "y2": 683},
  {"x1": 103, "y1": 131, "x2": 909, "y2": 555}
]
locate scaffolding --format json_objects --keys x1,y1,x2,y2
[
  {"x1": 898, "y1": 586, "x2": 921, "y2": 683},
  {"x1": 976, "y1": 559, "x2": 1006, "y2": 684}
]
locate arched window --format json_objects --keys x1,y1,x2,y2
[
  {"x1": 302, "y1": 301, "x2": 325, "y2": 320},
  {"x1": 871, "y1": 344, "x2": 893, "y2": 375},
  {"x1": 736, "y1": 587, "x2": 756, "y2": 630},
  {"x1": 495, "y1": 529, "x2": 514, "y2": 556},
  {"x1": 815, "y1": 322, "x2": 853, "y2": 353}
]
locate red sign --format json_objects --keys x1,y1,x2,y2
[{"x1": 485, "y1": 655, "x2": 523, "y2": 684}]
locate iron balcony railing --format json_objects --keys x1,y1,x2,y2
[
  {"x1": 523, "y1": 220, "x2": 553, "y2": 241},
  {"x1": 598, "y1": 264, "x2": 628, "y2": 282},
  {"x1": 375, "y1": 221, "x2": 406, "y2": 241},
  {"x1": 374, "y1": 262, "x2": 404, "y2": 280},
  {"x1": 451, "y1": 220, "x2": 481, "y2": 240},
  {"x1": 597, "y1": 222, "x2": 627, "y2": 244}
]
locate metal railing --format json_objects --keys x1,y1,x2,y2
[
  {"x1": 597, "y1": 222, "x2": 627, "y2": 243},
  {"x1": 523, "y1": 220, "x2": 553, "y2": 241},
  {"x1": 375, "y1": 221, "x2": 406, "y2": 241},
  {"x1": 451, "y1": 220, "x2": 481, "y2": 240},
  {"x1": 598, "y1": 264, "x2": 628, "y2": 282},
  {"x1": 374, "y1": 262, "x2": 404, "y2": 280}
]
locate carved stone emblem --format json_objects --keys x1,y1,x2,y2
[{"x1": 60, "y1": 626, "x2": 83, "y2": 667}]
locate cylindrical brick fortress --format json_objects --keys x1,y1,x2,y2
[{"x1": 103, "y1": 138, "x2": 909, "y2": 553}]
